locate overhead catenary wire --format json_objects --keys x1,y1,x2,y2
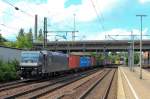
[
  {"x1": 90, "y1": 0, "x2": 106, "y2": 32},
  {"x1": 4, "y1": 0, "x2": 75, "y2": 37},
  {"x1": 1, "y1": 11, "x2": 34, "y2": 32},
  {"x1": 3, "y1": 11, "x2": 33, "y2": 23},
  {"x1": 107, "y1": 34, "x2": 150, "y2": 40},
  {"x1": 107, "y1": 35, "x2": 118, "y2": 41},
  {"x1": 2, "y1": 1, "x2": 41, "y2": 37},
  {"x1": 0, "y1": 23, "x2": 19, "y2": 37},
  {"x1": 0, "y1": 23, "x2": 18, "y2": 30},
  {"x1": 3, "y1": 0, "x2": 34, "y2": 17},
  {"x1": 94, "y1": 0, "x2": 105, "y2": 22},
  {"x1": 0, "y1": 22, "x2": 36, "y2": 37}
]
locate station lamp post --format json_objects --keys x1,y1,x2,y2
[{"x1": 136, "y1": 14, "x2": 147, "y2": 79}]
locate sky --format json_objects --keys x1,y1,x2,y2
[{"x1": 0, "y1": 0, "x2": 150, "y2": 41}]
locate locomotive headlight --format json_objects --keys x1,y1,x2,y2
[{"x1": 31, "y1": 70, "x2": 37, "y2": 75}]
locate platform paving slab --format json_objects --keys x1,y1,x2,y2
[
  {"x1": 119, "y1": 66, "x2": 150, "y2": 99},
  {"x1": 117, "y1": 68, "x2": 126, "y2": 99}
]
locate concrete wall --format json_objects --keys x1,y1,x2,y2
[{"x1": 0, "y1": 46, "x2": 22, "y2": 62}]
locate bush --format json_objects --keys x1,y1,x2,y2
[{"x1": 0, "y1": 59, "x2": 19, "y2": 82}]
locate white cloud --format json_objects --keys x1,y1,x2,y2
[
  {"x1": 76, "y1": 0, "x2": 120, "y2": 22},
  {"x1": 0, "y1": 0, "x2": 121, "y2": 40},
  {"x1": 2, "y1": 0, "x2": 121, "y2": 23},
  {"x1": 0, "y1": 1, "x2": 9, "y2": 17},
  {"x1": 47, "y1": 0, "x2": 120, "y2": 22},
  {"x1": 139, "y1": 0, "x2": 150, "y2": 3},
  {"x1": 85, "y1": 28, "x2": 149, "y2": 40}
]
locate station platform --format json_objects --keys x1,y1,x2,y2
[{"x1": 117, "y1": 66, "x2": 150, "y2": 99}]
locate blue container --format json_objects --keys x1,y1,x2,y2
[{"x1": 80, "y1": 56, "x2": 91, "y2": 67}]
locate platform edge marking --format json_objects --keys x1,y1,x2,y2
[{"x1": 121, "y1": 68, "x2": 139, "y2": 99}]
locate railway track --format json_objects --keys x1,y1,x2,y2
[
  {"x1": 1, "y1": 68, "x2": 100, "y2": 99},
  {"x1": 79, "y1": 69, "x2": 116, "y2": 99},
  {"x1": 79, "y1": 71, "x2": 116, "y2": 99},
  {"x1": 0, "y1": 79, "x2": 30, "y2": 88},
  {"x1": 1, "y1": 68, "x2": 117, "y2": 99},
  {"x1": 0, "y1": 79, "x2": 40, "y2": 92},
  {"x1": 39, "y1": 68, "x2": 117, "y2": 99}
]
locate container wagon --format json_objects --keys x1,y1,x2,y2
[
  {"x1": 80, "y1": 56, "x2": 91, "y2": 68},
  {"x1": 91, "y1": 56, "x2": 96, "y2": 66},
  {"x1": 68, "y1": 55, "x2": 80, "y2": 69}
]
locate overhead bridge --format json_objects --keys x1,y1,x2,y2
[{"x1": 33, "y1": 40, "x2": 150, "y2": 52}]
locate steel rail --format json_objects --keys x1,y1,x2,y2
[
  {"x1": 79, "y1": 69, "x2": 111, "y2": 99},
  {"x1": 5, "y1": 69, "x2": 100, "y2": 99}
]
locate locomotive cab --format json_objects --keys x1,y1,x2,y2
[{"x1": 20, "y1": 51, "x2": 43, "y2": 78}]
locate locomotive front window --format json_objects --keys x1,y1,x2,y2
[{"x1": 21, "y1": 53, "x2": 40, "y2": 63}]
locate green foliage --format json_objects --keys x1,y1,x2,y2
[
  {"x1": 16, "y1": 28, "x2": 33, "y2": 49},
  {"x1": 0, "y1": 59, "x2": 19, "y2": 82},
  {"x1": 0, "y1": 34, "x2": 7, "y2": 45},
  {"x1": 134, "y1": 53, "x2": 139, "y2": 64},
  {"x1": 26, "y1": 28, "x2": 33, "y2": 48},
  {"x1": 0, "y1": 34, "x2": 3, "y2": 44},
  {"x1": 90, "y1": 52, "x2": 96, "y2": 56},
  {"x1": 0, "y1": 28, "x2": 34, "y2": 49},
  {"x1": 4, "y1": 42, "x2": 17, "y2": 47},
  {"x1": 95, "y1": 53, "x2": 105, "y2": 61},
  {"x1": 37, "y1": 28, "x2": 44, "y2": 42},
  {"x1": 125, "y1": 52, "x2": 139, "y2": 64},
  {"x1": 108, "y1": 53, "x2": 120, "y2": 63}
]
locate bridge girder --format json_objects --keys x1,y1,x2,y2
[{"x1": 33, "y1": 40, "x2": 150, "y2": 52}]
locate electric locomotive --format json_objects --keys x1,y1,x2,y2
[{"x1": 20, "y1": 50, "x2": 68, "y2": 78}]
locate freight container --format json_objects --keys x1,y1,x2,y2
[
  {"x1": 68, "y1": 55, "x2": 80, "y2": 69},
  {"x1": 143, "y1": 52, "x2": 149, "y2": 59},
  {"x1": 143, "y1": 52, "x2": 148, "y2": 66},
  {"x1": 143, "y1": 51, "x2": 150, "y2": 66},
  {"x1": 80, "y1": 56, "x2": 91, "y2": 67},
  {"x1": 91, "y1": 56, "x2": 96, "y2": 66}
]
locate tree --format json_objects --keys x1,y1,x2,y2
[
  {"x1": 37, "y1": 28, "x2": 44, "y2": 41},
  {"x1": 26, "y1": 28, "x2": 33, "y2": 48},
  {"x1": 0, "y1": 34, "x2": 7, "y2": 45},
  {"x1": 4, "y1": 42, "x2": 16, "y2": 47},
  {"x1": 29, "y1": 28, "x2": 32, "y2": 34},
  {"x1": 134, "y1": 53, "x2": 139, "y2": 64},
  {"x1": 0, "y1": 34, "x2": 3, "y2": 45},
  {"x1": 0, "y1": 34, "x2": 2, "y2": 42},
  {"x1": 16, "y1": 28, "x2": 33, "y2": 49},
  {"x1": 18, "y1": 28, "x2": 24, "y2": 38},
  {"x1": 28, "y1": 28, "x2": 33, "y2": 42},
  {"x1": 16, "y1": 28, "x2": 26, "y2": 48}
]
